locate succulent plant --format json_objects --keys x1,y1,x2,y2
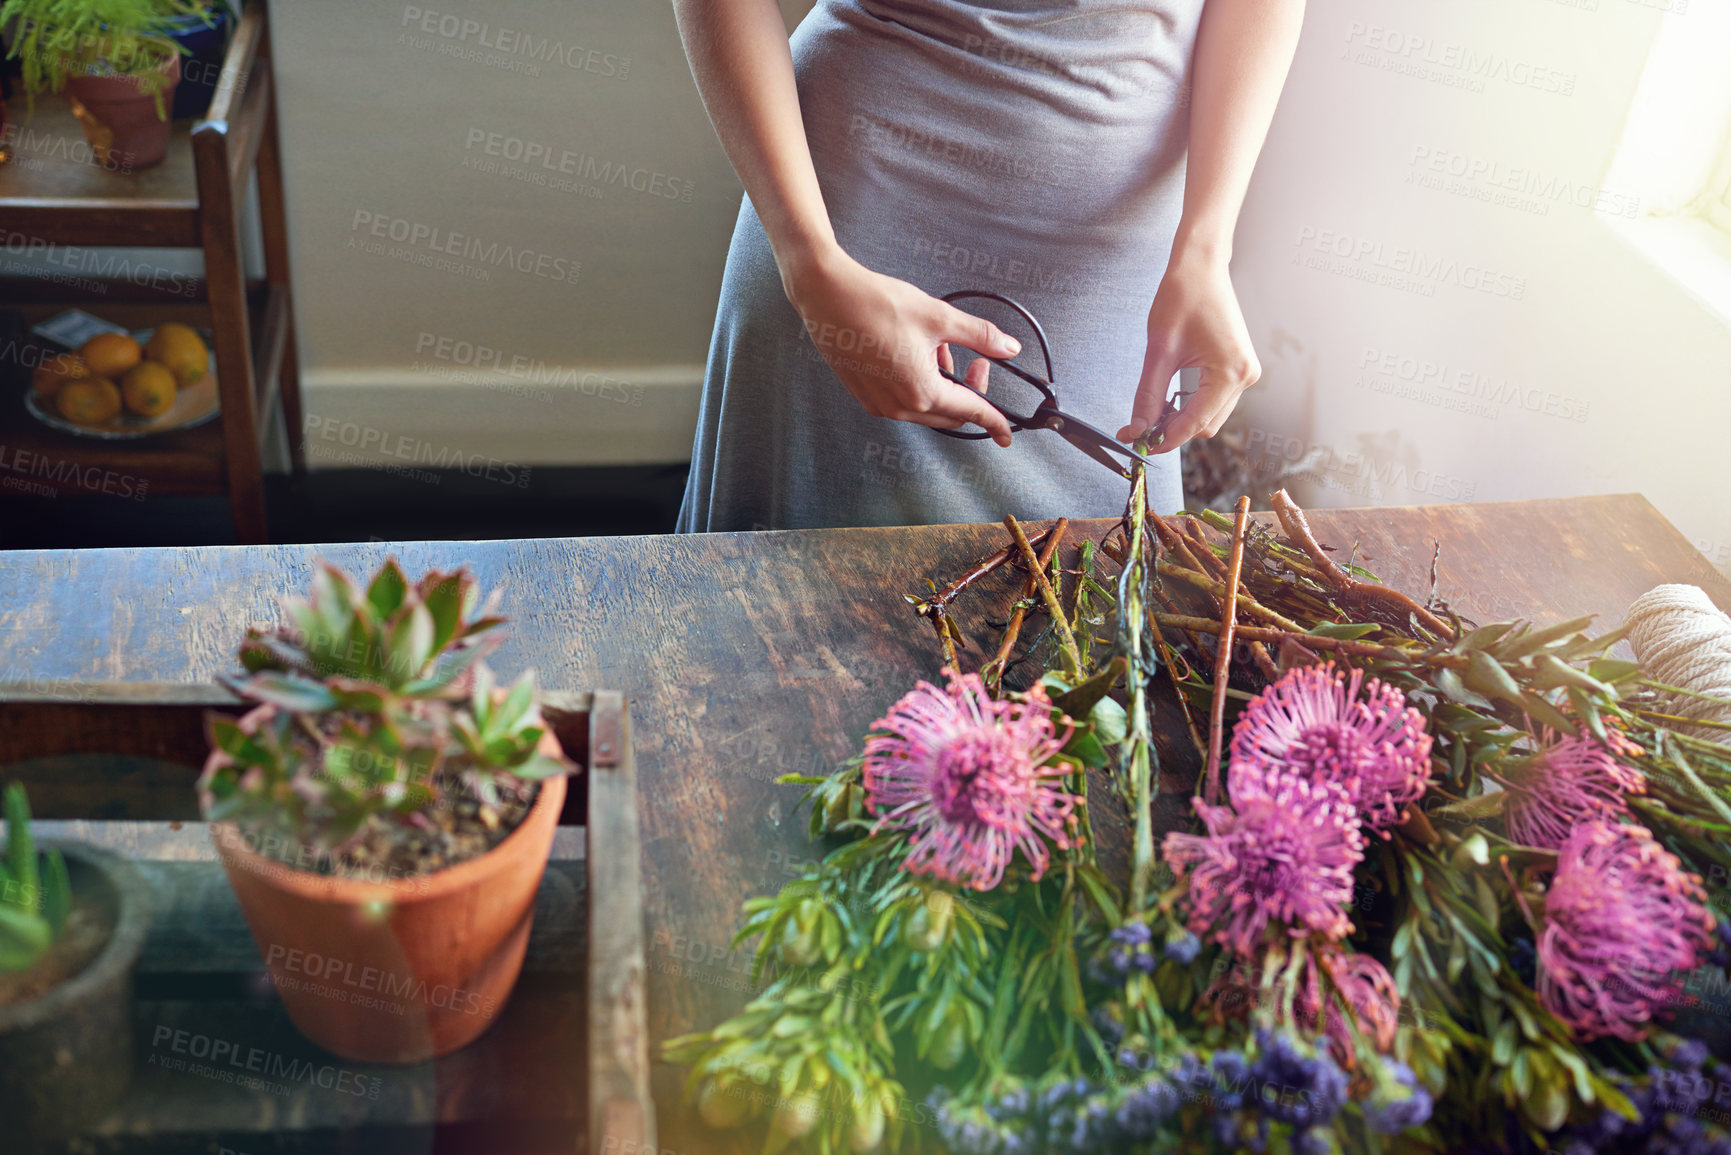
[
  {"x1": 0, "y1": 783, "x2": 71, "y2": 973},
  {"x1": 198, "y1": 559, "x2": 573, "y2": 856}
]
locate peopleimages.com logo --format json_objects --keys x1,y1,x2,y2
[
  {"x1": 148, "y1": 1025, "x2": 383, "y2": 1099},
  {"x1": 347, "y1": 211, "x2": 580, "y2": 285},
  {"x1": 265, "y1": 944, "x2": 499, "y2": 1018}
]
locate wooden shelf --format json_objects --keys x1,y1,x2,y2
[
  {"x1": 0, "y1": 0, "x2": 302, "y2": 542},
  {"x1": 0, "y1": 290, "x2": 289, "y2": 499},
  {"x1": 0, "y1": 103, "x2": 202, "y2": 247}
]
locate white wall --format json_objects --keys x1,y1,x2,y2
[
  {"x1": 271, "y1": 0, "x2": 1731, "y2": 577},
  {"x1": 271, "y1": 0, "x2": 761, "y2": 467},
  {"x1": 1229, "y1": 0, "x2": 1731, "y2": 576}
]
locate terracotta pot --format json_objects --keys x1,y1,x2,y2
[
  {"x1": 64, "y1": 52, "x2": 181, "y2": 170},
  {"x1": 0, "y1": 845, "x2": 152, "y2": 1146},
  {"x1": 212, "y1": 774, "x2": 566, "y2": 1064}
]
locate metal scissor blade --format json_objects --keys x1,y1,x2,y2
[
  {"x1": 1037, "y1": 407, "x2": 1159, "y2": 481},
  {"x1": 1068, "y1": 434, "x2": 1137, "y2": 480}
]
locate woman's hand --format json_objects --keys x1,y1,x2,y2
[
  {"x1": 1117, "y1": 248, "x2": 1261, "y2": 453},
  {"x1": 782, "y1": 246, "x2": 1023, "y2": 447}
]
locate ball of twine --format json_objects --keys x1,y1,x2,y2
[{"x1": 1624, "y1": 584, "x2": 1731, "y2": 742}]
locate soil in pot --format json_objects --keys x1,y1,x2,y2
[
  {"x1": 243, "y1": 769, "x2": 540, "y2": 879},
  {"x1": 0, "y1": 848, "x2": 151, "y2": 1146},
  {"x1": 215, "y1": 772, "x2": 565, "y2": 1064}
]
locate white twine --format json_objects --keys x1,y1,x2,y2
[{"x1": 1624, "y1": 584, "x2": 1731, "y2": 741}]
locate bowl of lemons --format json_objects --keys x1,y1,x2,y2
[{"x1": 26, "y1": 323, "x2": 218, "y2": 440}]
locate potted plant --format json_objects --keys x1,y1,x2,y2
[
  {"x1": 160, "y1": 0, "x2": 232, "y2": 120},
  {"x1": 198, "y1": 559, "x2": 578, "y2": 1063},
  {"x1": 0, "y1": 0, "x2": 212, "y2": 167},
  {"x1": 0, "y1": 783, "x2": 152, "y2": 1145}
]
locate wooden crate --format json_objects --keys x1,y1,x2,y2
[{"x1": 0, "y1": 681, "x2": 653, "y2": 1155}]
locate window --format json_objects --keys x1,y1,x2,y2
[{"x1": 1599, "y1": 2, "x2": 1731, "y2": 325}]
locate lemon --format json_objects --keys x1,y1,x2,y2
[
  {"x1": 121, "y1": 361, "x2": 178, "y2": 417},
  {"x1": 79, "y1": 332, "x2": 142, "y2": 379},
  {"x1": 57, "y1": 377, "x2": 123, "y2": 425},
  {"x1": 31, "y1": 352, "x2": 89, "y2": 399},
  {"x1": 145, "y1": 322, "x2": 209, "y2": 388}
]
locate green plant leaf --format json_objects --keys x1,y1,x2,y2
[
  {"x1": 1532, "y1": 654, "x2": 1611, "y2": 696},
  {"x1": 366, "y1": 559, "x2": 410, "y2": 619},
  {"x1": 1497, "y1": 615, "x2": 1595, "y2": 661},
  {"x1": 1517, "y1": 691, "x2": 1577, "y2": 737},
  {"x1": 243, "y1": 672, "x2": 339, "y2": 714},
  {"x1": 389, "y1": 603, "x2": 436, "y2": 684},
  {"x1": 1587, "y1": 658, "x2": 1641, "y2": 684},
  {"x1": 1051, "y1": 657, "x2": 1125, "y2": 719},
  {"x1": 1458, "y1": 621, "x2": 1519, "y2": 650},
  {"x1": 326, "y1": 679, "x2": 390, "y2": 714},
  {"x1": 1061, "y1": 731, "x2": 1109, "y2": 770},
  {"x1": 41, "y1": 848, "x2": 69, "y2": 936},
  {"x1": 1431, "y1": 791, "x2": 1506, "y2": 822},
  {"x1": 500, "y1": 671, "x2": 537, "y2": 727},
  {"x1": 0, "y1": 897, "x2": 51, "y2": 970},
  {"x1": 4, "y1": 783, "x2": 36, "y2": 899},
  {"x1": 1307, "y1": 622, "x2": 1382, "y2": 640},
  {"x1": 1465, "y1": 651, "x2": 1525, "y2": 705},
  {"x1": 1090, "y1": 697, "x2": 1128, "y2": 748},
  {"x1": 420, "y1": 571, "x2": 467, "y2": 653}
]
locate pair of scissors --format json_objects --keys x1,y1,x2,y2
[{"x1": 931, "y1": 289, "x2": 1193, "y2": 481}]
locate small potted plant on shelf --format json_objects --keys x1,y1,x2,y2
[
  {"x1": 198, "y1": 559, "x2": 578, "y2": 1064},
  {"x1": 0, "y1": 783, "x2": 152, "y2": 1146},
  {"x1": 0, "y1": 0, "x2": 213, "y2": 167}
]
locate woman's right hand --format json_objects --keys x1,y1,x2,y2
[{"x1": 780, "y1": 246, "x2": 1023, "y2": 447}]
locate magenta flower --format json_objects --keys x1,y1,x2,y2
[
  {"x1": 861, "y1": 669, "x2": 1079, "y2": 892},
  {"x1": 1538, "y1": 820, "x2": 1716, "y2": 1041},
  {"x1": 1299, "y1": 948, "x2": 1402, "y2": 1064},
  {"x1": 1163, "y1": 770, "x2": 1366, "y2": 957},
  {"x1": 1499, "y1": 731, "x2": 1646, "y2": 850},
  {"x1": 1229, "y1": 662, "x2": 1432, "y2": 834}
]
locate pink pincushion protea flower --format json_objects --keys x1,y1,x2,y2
[
  {"x1": 1499, "y1": 731, "x2": 1646, "y2": 850},
  {"x1": 1163, "y1": 770, "x2": 1366, "y2": 957},
  {"x1": 1538, "y1": 820, "x2": 1716, "y2": 1042},
  {"x1": 861, "y1": 669, "x2": 1079, "y2": 892},
  {"x1": 1229, "y1": 662, "x2": 1432, "y2": 834},
  {"x1": 1298, "y1": 948, "x2": 1402, "y2": 1065}
]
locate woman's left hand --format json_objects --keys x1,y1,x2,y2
[{"x1": 1116, "y1": 246, "x2": 1261, "y2": 452}]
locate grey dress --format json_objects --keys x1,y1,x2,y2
[{"x1": 677, "y1": 0, "x2": 1203, "y2": 533}]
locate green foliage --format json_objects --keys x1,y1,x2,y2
[
  {"x1": 0, "y1": 783, "x2": 70, "y2": 974},
  {"x1": 0, "y1": 0, "x2": 212, "y2": 117},
  {"x1": 198, "y1": 559, "x2": 572, "y2": 855}
]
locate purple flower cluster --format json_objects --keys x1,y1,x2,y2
[
  {"x1": 1091, "y1": 920, "x2": 1204, "y2": 984},
  {"x1": 1501, "y1": 730, "x2": 1646, "y2": 850},
  {"x1": 1104, "y1": 920, "x2": 1157, "y2": 977},
  {"x1": 1163, "y1": 662, "x2": 1431, "y2": 960},
  {"x1": 930, "y1": 1033, "x2": 1357, "y2": 1155},
  {"x1": 1296, "y1": 947, "x2": 1402, "y2": 1064},
  {"x1": 1538, "y1": 820, "x2": 1716, "y2": 1041},
  {"x1": 1229, "y1": 661, "x2": 1433, "y2": 833},
  {"x1": 1363, "y1": 1057, "x2": 1435, "y2": 1135},
  {"x1": 1560, "y1": 1040, "x2": 1731, "y2": 1155},
  {"x1": 1163, "y1": 769, "x2": 1365, "y2": 958},
  {"x1": 862, "y1": 670, "x2": 1079, "y2": 892}
]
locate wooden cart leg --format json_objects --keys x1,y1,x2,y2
[
  {"x1": 196, "y1": 164, "x2": 268, "y2": 545},
  {"x1": 254, "y1": 19, "x2": 304, "y2": 477}
]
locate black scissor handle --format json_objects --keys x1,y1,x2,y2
[{"x1": 931, "y1": 289, "x2": 1059, "y2": 440}]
